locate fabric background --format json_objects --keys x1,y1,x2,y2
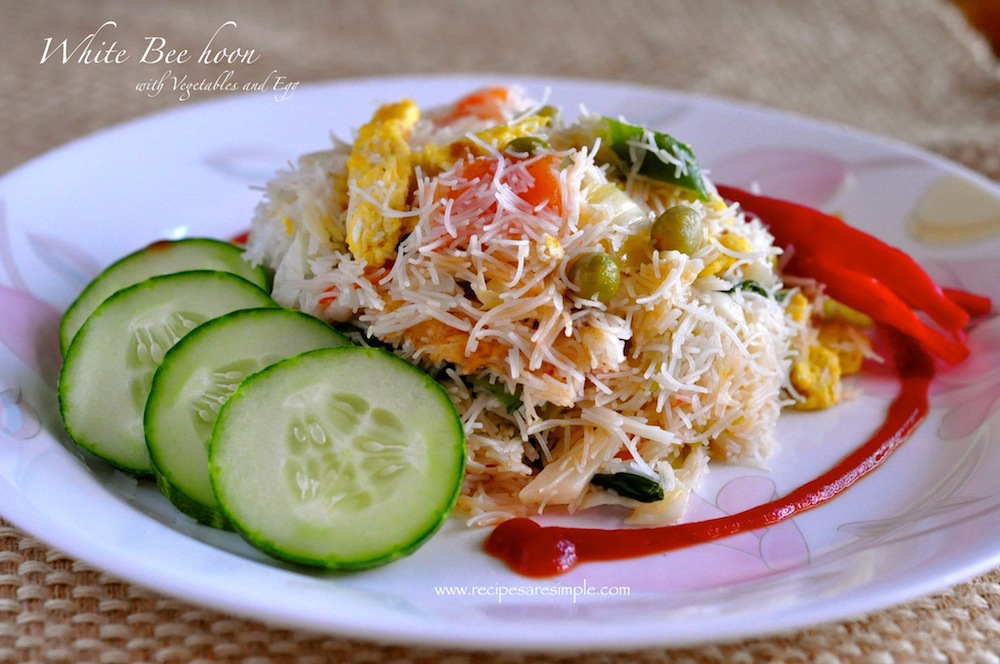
[{"x1": 1, "y1": 1, "x2": 999, "y2": 661}]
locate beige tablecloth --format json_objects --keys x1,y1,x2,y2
[{"x1": 2, "y1": 1, "x2": 1000, "y2": 661}]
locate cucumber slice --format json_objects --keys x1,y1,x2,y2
[
  {"x1": 210, "y1": 346, "x2": 465, "y2": 569},
  {"x1": 58, "y1": 271, "x2": 277, "y2": 475},
  {"x1": 145, "y1": 308, "x2": 351, "y2": 528},
  {"x1": 60, "y1": 238, "x2": 268, "y2": 356}
]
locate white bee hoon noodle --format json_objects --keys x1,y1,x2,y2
[{"x1": 244, "y1": 87, "x2": 829, "y2": 528}]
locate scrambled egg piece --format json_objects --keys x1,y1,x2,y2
[
  {"x1": 791, "y1": 344, "x2": 842, "y2": 410},
  {"x1": 818, "y1": 319, "x2": 870, "y2": 375},
  {"x1": 537, "y1": 233, "x2": 565, "y2": 263},
  {"x1": 700, "y1": 232, "x2": 753, "y2": 277},
  {"x1": 474, "y1": 115, "x2": 550, "y2": 154},
  {"x1": 786, "y1": 292, "x2": 811, "y2": 324},
  {"x1": 787, "y1": 294, "x2": 872, "y2": 410},
  {"x1": 345, "y1": 100, "x2": 420, "y2": 267}
]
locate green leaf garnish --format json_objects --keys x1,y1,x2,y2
[
  {"x1": 601, "y1": 117, "x2": 710, "y2": 200},
  {"x1": 469, "y1": 376, "x2": 523, "y2": 413},
  {"x1": 728, "y1": 279, "x2": 769, "y2": 297},
  {"x1": 591, "y1": 471, "x2": 665, "y2": 503}
]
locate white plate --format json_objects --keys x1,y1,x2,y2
[{"x1": 1, "y1": 75, "x2": 999, "y2": 651}]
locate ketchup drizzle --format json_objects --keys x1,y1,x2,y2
[{"x1": 485, "y1": 331, "x2": 935, "y2": 577}]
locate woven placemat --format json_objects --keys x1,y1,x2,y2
[{"x1": 2, "y1": 1, "x2": 999, "y2": 661}]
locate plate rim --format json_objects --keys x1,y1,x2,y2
[{"x1": 1, "y1": 72, "x2": 999, "y2": 652}]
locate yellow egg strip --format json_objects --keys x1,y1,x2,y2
[{"x1": 345, "y1": 100, "x2": 420, "y2": 267}]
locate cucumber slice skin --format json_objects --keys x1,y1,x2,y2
[
  {"x1": 210, "y1": 346, "x2": 466, "y2": 570},
  {"x1": 155, "y1": 472, "x2": 233, "y2": 531},
  {"x1": 58, "y1": 271, "x2": 277, "y2": 475},
  {"x1": 144, "y1": 308, "x2": 351, "y2": 528},
  {"x1": 59, "y1": 238, "x2": 268, "y2": 356}
]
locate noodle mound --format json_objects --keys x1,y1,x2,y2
[{"x1": 245, "y1": 87, "x2": 866, "y2": 526}]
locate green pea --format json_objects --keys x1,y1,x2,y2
[
  {"x1": 505, "y1": 136, "x2": 550, "y2": 156},
  {"x1": 650, "y1": 205, "x2": 704, "y2": 255},
  {"x1": 568, "y1": 251, "x2": 621, "y2": 303}
]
